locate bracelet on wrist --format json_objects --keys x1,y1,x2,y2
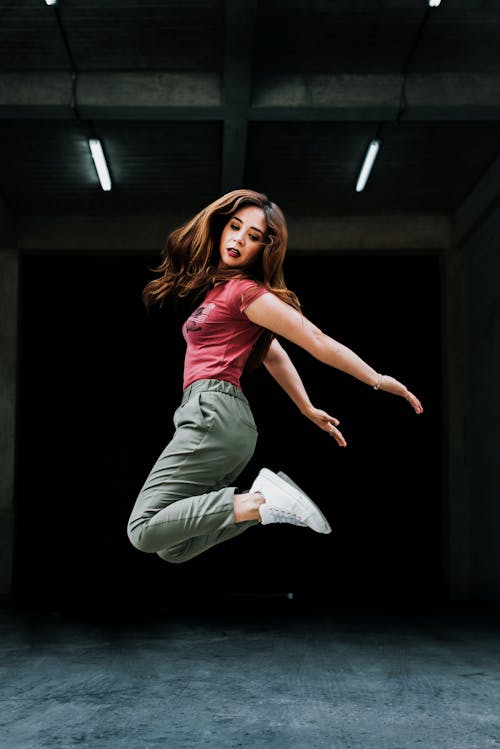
[{"x1": 373, "y1": 373, "x2": 384, "y2": 390}]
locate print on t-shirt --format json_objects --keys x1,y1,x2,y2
[{"x1": 185, "y1": 303, "x2": 216, "y2": 333}]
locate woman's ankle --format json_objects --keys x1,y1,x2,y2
[{"x1": 233, "y1": 492, "x2": 265, "y2": 523}]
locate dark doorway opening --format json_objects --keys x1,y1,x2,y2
[{"x1": 15, "y1": 252, "x2": 442, "y2": 611}]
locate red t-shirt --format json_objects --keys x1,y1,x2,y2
[{"x1": 182, "y1": 278, "x2": 269, "y2": 390}]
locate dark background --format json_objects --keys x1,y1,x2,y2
[{"x1": 15, "y1": 252, "x2": 441, "y2": 610}]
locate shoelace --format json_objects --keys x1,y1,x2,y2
[{"x1": 266, "y1": 507, "x2": 308, "y2": 526}]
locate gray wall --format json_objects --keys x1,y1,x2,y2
[{"x1": 0, "y1": 250, "x2": 18, "y2": 596}]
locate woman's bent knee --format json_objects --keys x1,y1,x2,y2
[
  {"x1": 157, "y1": 541, "x2": 192, "y2": 564},
  {"x1": 127, "y1": 524, "x2": 157, "y2": 554}
]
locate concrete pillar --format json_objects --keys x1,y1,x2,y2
[
  {"x1": 463, "y1": 209, "x2": 500, "y2": 602},
  {"x1": 441, "y1": 246, "x2": 470, "y2": 600},
  {"x1": 0, "y1": 250, "x2": 19, "y2": 595}
]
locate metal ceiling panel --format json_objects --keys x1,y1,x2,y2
[
  {"x1": 0, "y1": 0, "x2": 499, "y2": 224},
  {"x1": 413, "y1": 3, "x2": 500, "y2": 73},
  {"x1": 254, "y1": 0, "x2": 423, "y2": 75},
  {"x1": 0, "y1": 0, "x2": 68, "y2": 71},
  {"x1": 0, "y1": 0, "x2": 224, "y2": 72},
  {"x1": 0, "y1": 118, "x2": 222, "y2": 212},
  {"x1": 245, "y1": 121, "x2": 500, "y2": 214},
  {"x1": 254, "y1": 0, "x2": 500, "y2": 76}
]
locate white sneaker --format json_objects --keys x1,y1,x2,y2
[{"x1": 250, "y1": 468, "x2": 332, "y2": 534}]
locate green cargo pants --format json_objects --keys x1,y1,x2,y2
[{"x1": 127, "y1": 379, "x2": 259, "y2": 563}]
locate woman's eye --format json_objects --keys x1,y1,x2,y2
[
  {"x1": 230, "y1": 223, "x2": 239, "y2": 230},
  {"x1": 249, "y1": 234, "x2": 259, "y2": 242}
]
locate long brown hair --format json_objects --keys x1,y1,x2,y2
[{"x1": 142, "y1": 189, "x2": 301, "y2": 369}]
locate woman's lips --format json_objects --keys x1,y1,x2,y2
[{"x1": 227, "y1": 248, "x2": 240, "y2": 257}]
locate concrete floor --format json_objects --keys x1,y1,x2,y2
[{"x1": 2, "y1": 600, "x2": 500, "y2": 749}]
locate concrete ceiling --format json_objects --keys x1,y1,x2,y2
[{"x1": 0, "y1": 0, "x2": 500, "y2": 249}]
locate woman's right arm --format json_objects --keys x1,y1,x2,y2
[{"x1": 245, "y1": 293, "x2": 423, "y2": 414}]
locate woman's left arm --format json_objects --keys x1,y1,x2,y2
[
  {"x1": 263, "y1": 338, "x2": 347, "y2": 446},
  {"x1": 246, "y1": 292, "x2": 423, "y2": 414}
]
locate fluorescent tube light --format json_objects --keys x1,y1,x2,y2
[
  {"x1": 88, "y1": 139, "x2": 112, "y2": 192},
  {"x1": 428, "y1": 0, "x2": 442, "y2": 7},
  {"x1": 355, "y1": 139, "x2": 380, "y2": 193}
]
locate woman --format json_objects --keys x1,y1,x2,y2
[{"x1": 127, "y1": 189, "x2": 423, "y2": 564}]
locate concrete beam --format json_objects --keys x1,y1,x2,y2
[
  {"x1": 220, "y1": 0, "x2": 257, "y2": 193},
  {"x1": 287, "y1": 214, "x2": 451, "y2": 252},
  {"x1": 0, "y1": 72, "x2": 221, "y2": 120},
  {"x1": 15, "y1": 212, "x2": 450, "y2": 253},
  {"x1": 408, "y1": 73, "x2": 500, "y2": 120},
  {"x1": 252, "y1": 73, "x2": 500, "y2": 121},
  {"x1": 16, "y1": 212, "x2": 179, "y2": 253},
  {"x1": 252, "y1": 74, "x2": 401, "y2": 120},
  {"x1": 453, "y1": 150, "x2": 500, "y2": 247},
  {"x1": 0, "y1": 250, "x2": 19, "y2": 596},
  {"x1": 1, "y1": 72, "x2": 500, "y2": 121}
]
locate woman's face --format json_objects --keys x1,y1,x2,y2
[{"x1": 218, "y1": 205, "x2": 267, "y2": 269}]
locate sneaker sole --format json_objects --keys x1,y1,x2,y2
[{"x1": 261, "y1": 468, "x2": 332, "y2": 534}]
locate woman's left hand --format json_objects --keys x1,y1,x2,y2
[
  {"x1": 378, "y1": 375, "x2": 424, "y2": 414},
  {"x1": 302, "y1": 406, "x2": 347, "y2": 447}
]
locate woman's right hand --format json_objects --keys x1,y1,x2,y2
[{"x1": 379, "y1": 375, "x2": 424, "y2": 414}]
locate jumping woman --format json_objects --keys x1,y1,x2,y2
[{"x1": 127, "y1": 189, "x2": 423, "y2": 563}]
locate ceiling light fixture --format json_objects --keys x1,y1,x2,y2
[
  {"x1": 44, "y1": 0, "x2": 58, "y2": 6},
  {"x1": 88, "y1": 139, "x2": 112, "y2": 191},
  {"x1": 428, "y1": 0, "x2": 442, "y2": 7},
  {"x1": 356, "y1": 139, "x2": 380, "y2": 193}
]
